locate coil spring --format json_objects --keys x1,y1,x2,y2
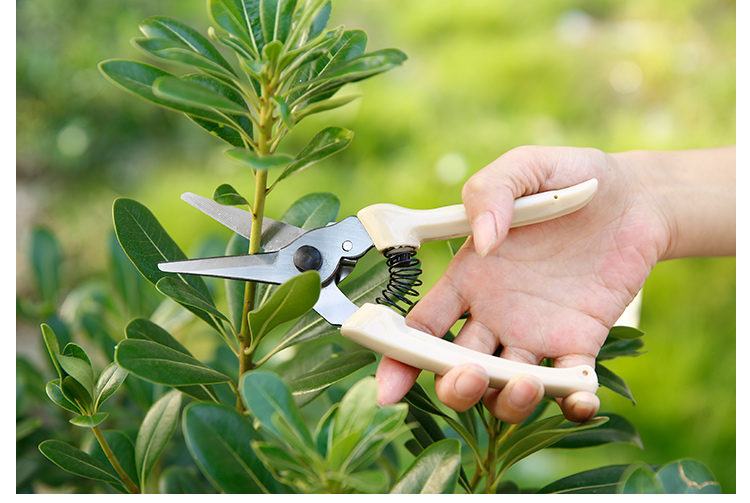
[{"x1": 376, "y1": 246, "x2": 423, "y2": 315}]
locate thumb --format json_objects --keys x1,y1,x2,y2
[{"x1": 554, "y1": 353, "x2": 600, "y2": 422}]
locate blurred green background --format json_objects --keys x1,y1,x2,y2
[{"x1": 16, "y1": 0, "x2": 735, "y2": 493}]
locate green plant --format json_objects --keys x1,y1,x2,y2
[{"x1": 19, "y1": 0, "x2": 723, "y2": 495}]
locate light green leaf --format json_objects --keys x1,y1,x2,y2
[
  {"x1": 225, "y1": 148, "x2": 294, "y2": 170},
  {"x1": 293, "y1": 93, "x2": 360, "y2": 122},
  {"x1": 240, "y1": 371, "x2": 313, "y2": 448},
  {"x1": 158, "y1": 466, "x2": 211, "y2": 494},
  {"x1": 390, "y1": 439, "x2": 461, "y2": 494},
  {"x1": 39, "y1": 440, "x2": 122, "y2": 485},
  {"x1": 279, "y1": 192, "x2": 339, "y2": 230},
  {"x1": 183, "y1": 402, "x2": 282, "y2": 493},
  {"x1": 260, "y1": 0, "x2": 297, "y2": 44},
  {"x1": 213, "y1": 183, "x2": 249, "y2": 206},
  {"x1": 135, "y1": 390, "x2": 182, "y2": 489},
  {"x1": 153, "y1": 75, "x2": 249, "y2": 115},
  {"x1": 138, "y1": 16, "x2": 236, "y2": 75},
  {"x1": 247, "y1": 270, "x2": 320, "y2": 343},
  {"x1": 208, "y1": 0, "x2": 264, "y2": 55},
  {"x1": 94, "y1": 362, "x2": 128, "y2": 412},
  {"x1": 656, "y1": 459, "x2": 721, "y2": 494},
  {"x1": 275, "y1": 126, "x2": 353, "y2": 183},
  {"x1": 115, "y1": 339, "x2": 232, "y2": 386},
  {"x1": 619, "y1": 464, "x2": 665, "y2": 494},
  {"x1": 272, "y1": 96, "x2": 294, "y2": 128},
  {"x1": 287, "y1": 350, "x2": 376, "y2": 396},
  {"x1": 69, "y1": 413, "x2": 109, "y2": 428}
]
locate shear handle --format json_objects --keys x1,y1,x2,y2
[
  {"x1": 357, "y1": 178, "x2": 598, "y2": 251},
  {"x1": 340, "y1": 303, "x2": 598, "y2": 398}
]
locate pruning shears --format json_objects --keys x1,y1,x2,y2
[{"x1": 158, "y1": 179, "x2": 600, "y2": 397}]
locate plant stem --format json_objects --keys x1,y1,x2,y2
[{"x1": 91, "y1": 425, "x2": 140, "y2": 494}]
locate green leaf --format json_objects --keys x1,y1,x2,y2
[
  {"x1": 115, "y1": 339, "x2": 232, "y2": 386},
  {"x1": 247, "y1": 270, "x2": 320, "y2": 343},
  {"x1": 70, "y1": 413, "x2": 109, "y2": 428},
  {"x1": 619, "y1": 464, "x2": 665, "y2": 494},
  {"x1": 551, "y1": 413, "x2": 643, "y2": 449},
  {"x1": 390, "y1": 439, "x2": 461, "y2": 494},
  {"x1": 240, "y1": 371, "x2": 313, "y2": 448},
  {"x1": 158, "y1": 466, "x2": 211, "y2": 494},
  {"x1": 45, "y1": 379, "x2": 83, "y2": 414},
  {"x1": 608, "y1": 325, "x2": 646, "y2": 340},
  {"x1": 656, "y1": 459, "x2": 721, "y2": 494},
  {"x1": 225, "y1": 233, "x2": 250, "y2": 331},
  {"x1": 153, "y1": 75, "x2": 249, "y2": 114},
  {"x1": 125, "y1": 318, "x2": 192, "y2": 354},
  {"x1": 39, "y1": 440, "x2": 122, "y2": 485},
  {"x1": 498, "y1": 416, "x2": 609, "y2": 475},
  {"x1": 260, "y1": 0, "x2": 297, "y2": 44},
  {"x1": 40, "y1": 323, "x2": 63, "y2": 380},
  {"x1": 61, "y1": 376, "x2": 94, "y2": 413},
  {"x1": 156, "y1": 276, "x2": 229, "y2": 322},
  {"x1": 287, "y1": 350, "x2": 376, "y2": 396},
  {"x1": 183, "y1": 402, "x2": 282, "y2": 493},
  {"x1": 225, "y1": 148, "x2": 294, "y2": 170},
  {"x1": 293, "y1": 93, "x2": 360, "y2": 122},
  {"x1": 30, "y1": 227, "x2": 62, "y2": 308},
  {"x1": 94, "y1": 363, "x2": 128, "y2": 412},
  {"x1": 58, "y1": 343, "x2": 95, "y2": 400},
  {"x1": 135, "y1": 390, "x2": 182, "y2": 489},
  {"x1": 597, "y1": 337, "x2": 646, "y2": 361},
  {"x1": 138, "y1": 16, "x2": 236, "y2": 76},
  {"x1": 272, "y1": 95, "x2": 294, "y2": 128},
  {"x1": 209, "y1": 0, "x2": 264, "y2": 55},
  {"x1": 213, "y1": 183, "x2": 249, "y2": 206},
  {"x1": 181, "y1": 73, "x2": 254, "y2": 141},
  {"x1": 279, "y1": 192, "x2": 339, "y2": 230},
  {"x1": 538, "y1": 464, "x2": 642, "y2": 494},
  {"x1": 596, "y1": 362, "x2": 636, "y2": 404},
  {"x1": 275, "y1": 126, "x2": 353, "y2": 183}
]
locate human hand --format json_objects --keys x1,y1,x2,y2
[{"x1": 375, "y1": 145, "x2": 675, "y2": 423}]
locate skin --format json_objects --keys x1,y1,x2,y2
[{"x1": 375, "y1": 145, "x2": 735, "y2": 423}]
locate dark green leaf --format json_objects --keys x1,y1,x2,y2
[
  {"x1": 183, "y1": 402, "x2": 282, "y2": 493},
  {"x1": 619, "y1": 464, "x2": 664, "y2": 493},
  {"x1": 240, "y1": 371, "x2": 313, "y2": 447},
  {"x1": 58, "y1": 343, "x2": 95, "y2": 400},
  {"x1": 287, "y1": 350, "x2": 376, "y2": 395},
  {"x1": 213, "y1": 183, "x2": 249, "y2": 206},
  {"x1": 552, "y1": 413, "x2": 643, "y2": 449},
  {"x1": 159, "y1": 466, "x2": 212, "y2": 494},
  {"x1": 45, "y1": 379, "x2": 83, "y2": 414},
  {"x1": 656, "y1": 459, "x2": 721, "y2": 494},
  {"x1": 153, "y1": 75, "x2": 249, "y2": 114},
  {"x1": 156, "y1": 276, "x2": 229, "y2": 322},
  {"x1": 608, "y1": 325, "x2": 646, "y2": 340},
  {"x1": 260, "y1": 0, "x2": 297, "y2": 44},
  {"x1": 115, "y1": 339, "x2": 232, "y2": 386},
  {"x1": 139, "y1": 16, "x2": 236, "y2": 75},
  {"x1": 596, "y1": 362, "x2": 636, "y2": 404},
  {"x1": 209, "y1": 0, "x2": 264, "y2": 55},
  {"x1": 30, "y1": 227, "x2": 62, "y2": 307},
  {"x1": 181, "y1": 73, "x2": 253, "y2": 141},
  {"x1": 598, "y1": 336, "x2": 646, "y2": 361},
  {"x1": 39, "y1": 440, "x2": 122, "y2": 485},
  {"x1": 247, "y1": 270, "x2": 320, "y2": 343},
  {"x1": 390, "y1": 439, "x2": 461, "y2": 494},
  {"x1": 275, "y1": 126, "x2": 353, "y2": 182},
  {"x1": 538, "y1": 464, "x2": 643, "y2": 494},
  {"x1": 125, "y1": 318, "x2": 191, "y2": 354},
  {"x1": 40, "y1": 323, "x2": 63, "y2": 380},
  {"x1": 279, "y1": 192, "x2": 339, "y2": 229},
  {"x1": 135, "y1": 390, "x2": 182, "y2": 489},
  {"x1": 225, "y1": 148, "x2": 294, "y2": 170},
  {"x1": 61, "y1": 375, "x2": 93, "y2": 413},
  {"x1": 225, "y1": 233, "x2": 250, "y2": 332},
  {"x1": 94, "y1": 363, "x2": 128, "y2": 412},
  {"x1": 70, "y1": 413, "x2": 109, "y2": 428}
]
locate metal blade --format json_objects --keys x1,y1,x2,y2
[
  {"x1": 312, "y1": 283, "x2": 359, "y2": 326},
  {"x1": 157, "y1": 253, "x2": 294, "y2": 285},
  {"x1": 181, "y1": 192, "x2": 306, "y2": 251}
]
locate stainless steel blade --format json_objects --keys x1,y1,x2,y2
[
  {"x1": 181, "y1": 192, "x2": 306, "y2": 251},
  {"x1": 157, "y1": 253, "x2": 295, "y2": 285},
  {"x1": 313, "y1": 283, "x2": 359, "y2": 326}
]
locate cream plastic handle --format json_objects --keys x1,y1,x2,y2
[
  {"x1": 341, "y1": 303, "x2": 598, "y2": 397},
  {"x1": 357, "y1": 178, "x2": 598, "y2": 251}
]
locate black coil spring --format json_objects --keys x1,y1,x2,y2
[{"x1": 376, "y1": 246, "x2": 423, "y2": 315}]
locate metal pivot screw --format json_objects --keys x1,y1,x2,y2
[
  {"x1": 293, "y1": 245, "x2": 323, "y2": 272},
  {"x1": 342, "y1": 240, "x2": 353, "y2": 252}
]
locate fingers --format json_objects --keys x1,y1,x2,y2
[
  {"x1": 484, "y1": 374, "x2": 545, "y2": 424},
  {"x1": 375, "y1": 356, "x2": 421, "y2": 406},
  {"x1": 553, "y1": 353, "x2": 600, "y2": 422}
]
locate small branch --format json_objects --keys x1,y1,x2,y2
[{"x1": 92, "y1": 425, "x2": 140, "y2": 494}]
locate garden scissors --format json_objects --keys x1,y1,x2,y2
[{"x1": 158, "y1": 180, "x2": 600, "y2": 397}]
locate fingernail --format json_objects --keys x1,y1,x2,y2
[
  {"x1": 454, "y1": 365, "x2": 489, "y2": 400},
  {"x1": 472, "y1": 212, "x2": 497, "y2": 257},
  {"x1": 571, "y1": 396, "x2": 598, "y2": 421},
  {"x1": 507, "y1": 375, "x2": 542, "y2": 410}
]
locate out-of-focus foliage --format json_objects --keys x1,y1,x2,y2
[{"x1": 17, "y1": 0, "x2": 735, "y2": 493}]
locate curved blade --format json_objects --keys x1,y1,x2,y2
[
  {"x1": 157, "y1": 253, "x2": 295, "y2": 285},
  {"x1": 181, "y1": 193, "x2": 306, "y2": 251}
]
